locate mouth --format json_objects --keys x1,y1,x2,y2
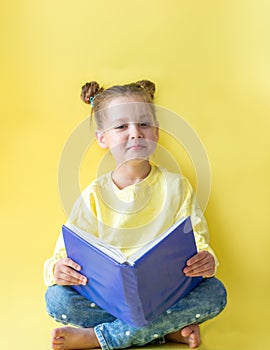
[
  {"x1": 126, "y1": 142, "x2": 147, "y2": 151},
  {"x1": 129, "y1": 145, "x2": 145, "y2": 150}
]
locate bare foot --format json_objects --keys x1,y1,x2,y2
[
  {"x1": 51, "y1": 326, "x2": 100, "y2": 350},
  {"x1": 165, "y1": 324, "x2": 201, "y2": 348}
]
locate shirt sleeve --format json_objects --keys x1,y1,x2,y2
[
  {"x1": 43, "y1": 184, "x2": 98, "y2": 286},
  {"x1": 175, "y1": 177, "x2": 219, "y2": 276},
  {"x1": 43, "y1": 233, "x2": 67, "y2": 286}
]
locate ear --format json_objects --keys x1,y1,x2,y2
[{"x1": 95, "y1": 130, "x2": 108, "y2": 149}]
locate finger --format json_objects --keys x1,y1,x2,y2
[
  {"x1": 63, "y1": 270, "x2": 88, "y2": 285},
  {"x1": 186, "y1": 251, "x2": 209, "y2": 266},
  {"x1": 185, "y1": 254, "x2": 213, "y2": 272},
  {"x1": 54, "y1": 276, "x2": 76, "y2": 285},
  {"x1": 185, "y1": 252, "x2": 214, "y2": 274},
  {"x1": 184, "y1": 262, "x2": 215, "y2": 277},
  {"x1": 54, "y1": 259, "x2": 87, "y2": 285},
  {"x1": 185, "y1": 269, "x2": 213, "y2": 277},
  {"x1": 63, "y1": 257, "x2": 82, "y2": 271},
  {"x1": 72, "y1": 271, "x2": 87, "y2": 284},
  {"x1": 60, "y1": 260, "x2": 87, "y2": 281},
  {"x1": 56, "y1": 273, "x2": 87, "y2": 285},
  {"x1": 56, "y1": 267, "x2": 88, "y2": 285}
]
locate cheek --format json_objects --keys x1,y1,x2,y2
[
  {"x1": 147, "y1": 129, "x2": 159, "y2": 142},
  {"x1": 108, "y1": 138, "x2": 127, "y2": 152}
]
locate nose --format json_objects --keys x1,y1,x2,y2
[{"x1": 129, "y1": 123, "x2": 143, "y2": 139}]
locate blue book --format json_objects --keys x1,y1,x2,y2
[{"x1": 62, "y1": 216, "x2": 203, "y2": 327}]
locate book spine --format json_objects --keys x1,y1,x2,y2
[{"x1": 120, "y1": 265, "x2": 148, "y2": 327}]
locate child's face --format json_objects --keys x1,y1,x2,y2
[{"x1": 96, "y1": 96, "x2": 159, "y2": 165}]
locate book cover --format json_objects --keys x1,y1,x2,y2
[{"x1": 62, "y1": 216, "x2": 203, "y2": 327}]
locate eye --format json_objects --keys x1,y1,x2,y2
[
  {"x1": 114, "y1": 124, "x2": 128, "y2": 130},
  {"x1": 139, "y1": 122, "x2": 152, "y2": 128}
]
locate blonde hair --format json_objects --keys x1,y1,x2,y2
[{"x1": 80, "y1": 80, "x2": 156, "y2": 129}]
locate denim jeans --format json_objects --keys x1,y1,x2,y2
[{"x1": 45, "y1": 277, "x2": 226, "y2": 350}]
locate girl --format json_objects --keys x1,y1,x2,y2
[{"x1": 44, "y1": 80, "x2": 226, "y2": 350}]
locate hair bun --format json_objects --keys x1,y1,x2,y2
[
  {"x1": 80, "y1": 81, "x2": 103, "y2": 104},
  {"x1": 135, "y1": 80, "x2": 156, "y2": 99}
]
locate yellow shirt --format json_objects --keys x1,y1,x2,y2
[{"x1": 44, "y1": 164, "x2": 218, "y2": 286}]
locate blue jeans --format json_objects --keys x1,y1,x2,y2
[{"x1": 45, "y1": 277, "x2": 226, "y2": 350}]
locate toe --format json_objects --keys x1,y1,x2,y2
[
  {"x1": 181, "y1": 326, "x2": 192, "y2": 337},
  {"x1": 52, "y1": 327, "x2": 64, "y2": 338},
  {"x1": 52, "y1": 337, "x2": 64, "y2": 345}
]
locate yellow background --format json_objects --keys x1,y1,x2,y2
[{"x1": 1, "y1": 1, "x2": 269, "y2": 349}]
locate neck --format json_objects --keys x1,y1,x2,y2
[{"x1": 112, "y1": 159, "x2": 151, "y2": 189}]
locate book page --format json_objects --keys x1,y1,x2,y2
[
  {"x1": 68, "y1": 224, "x2": 128, "y2": 264},
  {"x1": 67, "y1": 216, "x2": 188, "y2": 266}
]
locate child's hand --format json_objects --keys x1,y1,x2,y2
[
  {"x1": 183, "y1": 251, "x2": 215, "y2": 278},
  {"x1": 54, "y1": 258, "x2": 88, "y2": 286}
]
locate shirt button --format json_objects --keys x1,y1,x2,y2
[
  {"x1": 90, "y1": 303, "x2": 96, "y2": 308},
  {"x1": 125, "y1": 331, "x2": 131, "y2": 336},
  {"x1": 166, "y1": 310, "x2": 172, "y2": 314},
  {"x1": 153, "y1": 334, "x2": 159, "y2": 338},
  {"x1": 61, "y1": 314, "x2": 67, "y2": 319},
  {"x1": 195, "y1": 313, "x2": 201, "y2": 318}
]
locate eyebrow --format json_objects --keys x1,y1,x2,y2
[
  {"x1": 112, "y1": 118, "x2": 128, "y2": 124},
  {"x1": 113, "y1": 115, "x2": 153, "y2": 123}
]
